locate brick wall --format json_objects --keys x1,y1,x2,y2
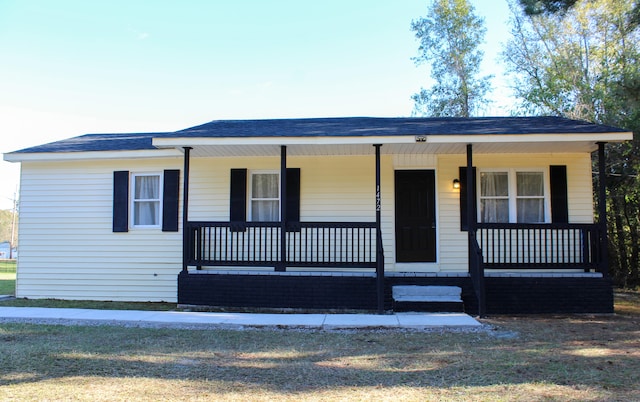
[{"x1": 178, "y1": 272, "x2": 613, "y2": 314}]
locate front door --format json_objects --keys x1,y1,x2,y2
[{"x1": 394, "y1": 170, "x2": 436, "y2": 262}]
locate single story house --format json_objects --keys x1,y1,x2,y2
[{"x1": 4, "y1": 116, "x2": 632, "y2": 315}]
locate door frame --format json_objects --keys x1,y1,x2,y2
[{"x1": 393, "y1": 169, "x2": 439, "y2": 267}]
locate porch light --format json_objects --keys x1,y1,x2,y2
[{"x1": 452, "y1": 179, "x2": 460, "y2": 189}]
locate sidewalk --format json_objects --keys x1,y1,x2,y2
[{"x1": 0, "y1": 306, "x2": 482, "y2": 330}]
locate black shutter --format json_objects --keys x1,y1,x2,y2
[
  {"x1": 162, "y1": 170, "x2": 180, "y2": 232},
  {"x1": 459, "y1": 166, "x2": 477, "y2": 231},
  {"x1": 286, "y1": 168, "x2": 301, "y2": 230},
  {"x1": 230, "y1": 169, "x2": 247, "y2": 231},
  {"x1": 550, "y1": 165, "x2": 569, "y2": 223},
  {"x1": 113, "y1": 171, "x2": 129, "y2": 232}
]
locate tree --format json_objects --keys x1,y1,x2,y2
[
  {"x1": 0, "y1": 209, "x2": 17, "y2": 246},
  {"x1": 411, "y1": 0, "x2": 492, "y2": 117},
  {"x1": 519, "y1": 0, "x2": 640, "y2": 30},
  {"x1": 518, "y1": 0, "x2": 578, "y2": 15},
  {"x1": 502, "y1": 0, "x2": 640, "y2": 287}
]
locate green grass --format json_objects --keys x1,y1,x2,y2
[
  {"x1": 0, "y1": 259, "x2": 16, "y2": 273},
  {"x1": 0, "y1": 274, "x2": 14, "y2": 296},
  {"x1": 0, "y1": 263, "x2": 15, "y2": 295},
  {"x1": 0, "y1": 293, "x2": 638, "y2": 401}
]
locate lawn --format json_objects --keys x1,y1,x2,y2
[
  {"x1": 0, "y1": 293, "x2": 638, "y2": 401},
  {"x1": 0, "y1": 273, "x2": 14, "y2": 295},
  {"x1": 0, "y1": 260, "x2": 16, "y2": 295},
  {"x1": 0, "y1": 259, "x2": 16, "y2": 273}
]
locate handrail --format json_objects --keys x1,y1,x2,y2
[
  {"x1": 475, "y1": 222, "x2": 602, "y2": 271},
  {"x1": 186, "y1": 220, "x2": 378, "y2": 268}
]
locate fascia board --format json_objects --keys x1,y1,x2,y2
[{"x1": 3, "y1": 149, "x2": 183, "y2": 163}]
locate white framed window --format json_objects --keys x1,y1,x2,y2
[
  {"x1": 131, "y1": 173, "x2": 162, "y2": 228},
  {"x1": 249, "y1": 171, "x2": 280, "y2": 221},
  {"x1": 479, "y1": 169, "x2": 549, "y2": 223}
]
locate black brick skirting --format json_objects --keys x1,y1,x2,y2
[
  {"x1": 178, "y1": 272, "x2": 613, "y2": 314},
  {"x1": 484, "y1": 276, "x2": 614, "y2": 314},
  {"x1": 178, "y1": 272, "x2": 383, "y2": 311}
]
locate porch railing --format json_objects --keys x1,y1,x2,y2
[
  {"x1": 476, "y1": 223, "x2": 603, "y2": 271},
  {"x1": 186, "y1": 221, "x2": 377, "y2": 269}
]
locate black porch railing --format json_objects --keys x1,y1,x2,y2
[
  {"x1": 186, "y1": 221, "x2": 377, "y2": 269},
  {"x1": 476, "y1": 223, "x2": 603, "y2": 271}
]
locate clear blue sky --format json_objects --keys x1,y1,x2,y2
[{"x1": 0, "y1": 0, "x2": 512, "y2": 209}]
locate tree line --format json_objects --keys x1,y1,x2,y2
[
  {"x1": 0, "y1": 209, "x2": 17, "y2": 246},
  {"x1": 412, "y1": 0, "x2": 640, "y2": 288}
]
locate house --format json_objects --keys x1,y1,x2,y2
[{"x1": 3, "y1": 116, "x2": 632, "y2": 315}]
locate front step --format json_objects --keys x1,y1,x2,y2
[{"x1": 392, "y1": 285, "x2": 464, "y2": 312}]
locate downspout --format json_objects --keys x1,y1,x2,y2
[
  {"x1": 374, "y1": 144, "x2": 384, "y2": 314},
  {"x1": 597, "y1": 142, "x2": 609, "y2": 276},
  {"x1": 181, "y1": 147, "x2": 192, "y2": 273}
]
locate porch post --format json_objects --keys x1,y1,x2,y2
[
  {"x1": 466, "y1": 144, "x2": 475, "y2": 233},
  {"x1": 277, "y1": 145, "x2": 287, "y2": 272},
  {"x1": 597, "y1": 142, "x2": 609, "y2": 276},
  {"x1": 467, "y1": 143, "x2": 486, "y2": 317},
  {"x1": 374, "y1": 144, "x2": 384, "y2": 314},
  {"x1": 181, "y1": 146, "x2": 192, "y2": 273}
]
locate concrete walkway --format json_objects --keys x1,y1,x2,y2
[{"x1": 0, "y1": 306, "x2": 482, "y2": 330}]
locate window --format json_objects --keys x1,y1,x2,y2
[
  {"x1": 516, "y1": 172, "x2": 545, "y2": 223},
  {"x1": 480, "y1": 172, "x2": 509, "y2": 223},
  {"x1": 480, "y1": 169, "x2": 548, "y2": 223},
  {"x1": 250, "y1": 172, "x2": 279, "y2": 221},
  {"x1": 132, "y1": 173, "x2": 162, "y2": 227}
]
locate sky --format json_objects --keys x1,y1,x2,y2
[{"x1": 0, "y1": 0, "x2": 513, "y2": 210}]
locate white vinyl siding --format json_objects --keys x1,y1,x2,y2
[
  {"x1": 16, "y1": 158, "x2": 182, "y2": 302},
  {"x1": 13, "y1": 151, "x2": 597, "y2": 303}
]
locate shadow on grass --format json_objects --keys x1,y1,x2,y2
[{"x1": 0, "y1": 311, "x2": 639, "y2": 399}]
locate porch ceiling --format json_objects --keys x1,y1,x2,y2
[{"x1": 177, "y1": 140, "x2": 610, "y2": 157}]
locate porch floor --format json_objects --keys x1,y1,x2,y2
[{"x1": 0, "y1": 307, "x2": 482, "y2": 329}]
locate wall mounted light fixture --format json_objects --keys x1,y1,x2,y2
[{"x1": 452, "y1": 178, "x2": 460, "y2": 189}]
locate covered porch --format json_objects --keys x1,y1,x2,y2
[{"x1": 152, "y1": 118, "x2": 623, "y2": 315}]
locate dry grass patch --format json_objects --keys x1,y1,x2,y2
[{"x1": 0, "y1": 291, "x2": 638, "y2": 401}]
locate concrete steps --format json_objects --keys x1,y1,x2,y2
[{"x1": 392, "y1": 285, "x2": 464, "y2": 312}]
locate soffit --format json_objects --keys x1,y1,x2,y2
[{"x1": 187, "y1": 141, "x2": 604, "y2": 158}]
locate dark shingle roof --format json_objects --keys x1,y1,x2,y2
[
  {"x1": 9, "y1": 132, "x2": 173, "y2": 154},
  {"x1": 178, "y1": 116, "x2": 628, "y2": 137},
  {"x1": 8, "y1": 116, "x2": 629, "y2": 154}
]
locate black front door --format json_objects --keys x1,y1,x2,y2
[{"x1": 395, "y1": 170, "x2": 436, "y2": 262}]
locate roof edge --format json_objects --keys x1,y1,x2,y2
[{"x1": 3, "y1": 148, "x2": 183, "y2": 163}]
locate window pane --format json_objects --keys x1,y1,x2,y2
[
  {"x1": 135, "y1": 176, "x2": 160, "y2": 199},
  {"x1": 252, "y1": 174, "x2": 279, "y2": 198},
  {"x1": 251, "y1": 200, "x2": 279, "y2": 221},
  {"x1": 481, "y1": 199, "x2": 509, "y2": 223},
  {"x1": 134, "y1": 201, "x2": 159, "y2": 225},
  {"x1": 517, "y1": 199, "x2": 545, "y2": 223},
  {"x1": 481, "y1": 172, "x2": 509, "y2": 196},
  {"x1": 517, "y1": 172, "x2": 544, "y2": 196}
]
